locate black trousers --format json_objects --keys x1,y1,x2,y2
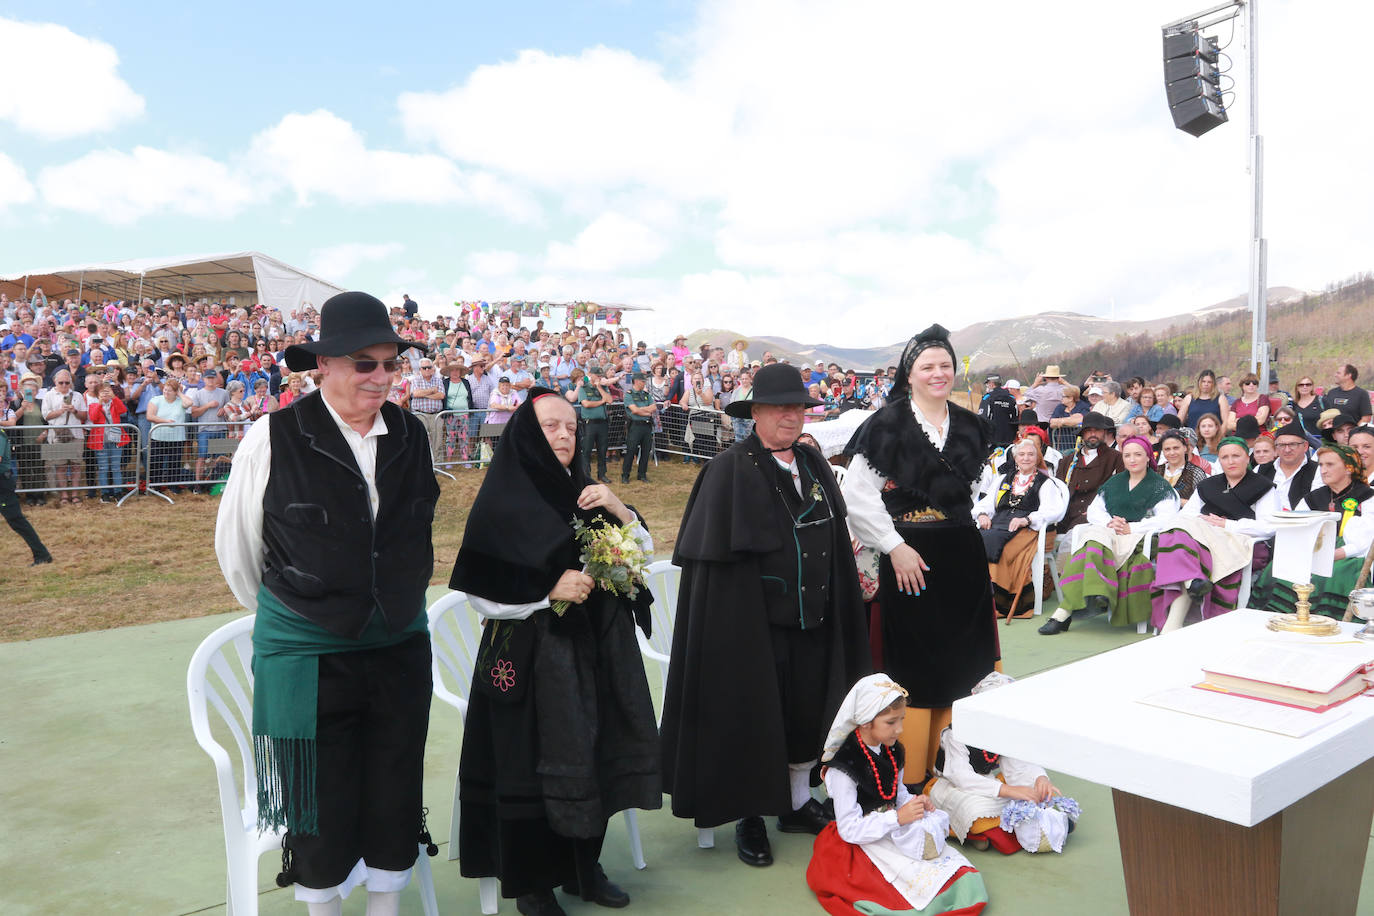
[
  {"x1": 622, "y1": 423, "x2": 652, "y2": 481},
  {"x1": 0, "y1": 474, "x2": 49, "y2": 562},
  {"x1": 286, "y1": 632, "x2": 433, "y2": 890},
  {"x1": 582, "y1": 419, "x2": 608, "y2": 477}
]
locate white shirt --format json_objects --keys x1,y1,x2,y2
[
  {"x1": 40, "y1": 388, "x2": 86, "y2": 425},
  {"x1": 972, "y1": 472, "x2": 1069, "y2": 532},
  {"x1": 824, "y1": 751, "x2": 914, "y2": 845},
  {"x1": 1179, "y1": 482, "x2": 1282, "y2": 540},
  {"x1": 1295, "y1": 492, "x2": 1374, "y2": 558},
  {"x1": 215, "y1": 391, "x2": 388, "y2": 610},
  {"x1": 1084, "y1": 487, "x2": 1180, "y2": 534},
  {"x1": 1270, "y1": 456, "x2": 1313, "y2": 511},
  {"x1": 936, "y1": 728, "x2": 1047, "y2": 799}
]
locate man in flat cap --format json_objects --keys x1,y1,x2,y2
[{"x1": 216, "y1": 291, "x2": 439, "y2": 916}]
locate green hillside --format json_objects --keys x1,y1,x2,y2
[{"x1": 980, "y1": 273, "x2": 1374, "y2": 390}]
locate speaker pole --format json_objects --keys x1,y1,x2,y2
[{"x1": 1245, "y1": 0, "x2": 1268, "y2": 386}]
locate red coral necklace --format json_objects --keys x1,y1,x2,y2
[{"x1": 855, "y1": 728, "x2": 899, "y2": 800}]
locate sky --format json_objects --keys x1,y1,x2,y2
[{"x1": 2, "y1": 0, "x2": 1370, "y2": 348}]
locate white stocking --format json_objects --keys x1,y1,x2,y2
[
  {"x1": 365, "y1": 890, "x2": 401, "y2": 916},
  {"x1": 1160, "y1": 593, "x2": 1192, "y2": 634},
  {"x1": 305, "y1": 899, "x2": 342, "y2": 916},
  {"x1": 789, "y1": 761, "x2": 816, "y2": 809},
  {"x1": 1050, "y1": 607, "x2": 1071, "y2": 622}
]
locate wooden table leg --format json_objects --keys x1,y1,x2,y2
[{"x1": 1113, "y1": 757, "x2": 1374, "y2": 916}]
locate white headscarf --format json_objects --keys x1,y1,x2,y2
[{"x1": 821, "y1": 673, "x2": 909, "y2": 763}]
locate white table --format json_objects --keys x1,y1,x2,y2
[{"x1": 954, "y1": 609, "x2": 1374, "y2": 915}]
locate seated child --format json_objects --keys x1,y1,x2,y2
[
  {"x1": 927, "y1": 672, "x2": 1080, "y2": 855},
  {"x1": 807, "y1": 674, "x2": 988, "y2": 916}
]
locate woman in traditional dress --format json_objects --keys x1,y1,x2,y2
[
  {"x1": 973, "y1": 436, "x2": 1069, "y2": 620},
  {"x1": 1263, "y1": 445, "x2": 1374, "y2": 619},
  {"x1": 1156, "y1": 429, "x2": 1208, "y2": 501},
  {"x1": 1151, "y1": 438, "x2": 1279, "y2": 633},
  {"x1": 842, "y1": 324, "x2": 998, "y2": 779},
  {"x1": 1039, "y1": 436, "x2": 1180, "y2": 635},
  {"x1": 449, "y1": 389, "x2": 660, "y2": 916},
  {"x1": 807, "y1": 674, "x2": 988, "y2": 916}
]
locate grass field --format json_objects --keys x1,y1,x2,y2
[{"x1": 2, "y1": 459, "x2": 704, "y2": 643}]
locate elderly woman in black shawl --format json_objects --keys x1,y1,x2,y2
[
  {"x1": 841, "y1": 324, "x2": 998, "y2": 781},
  {"x1": 450, "y1": 388, "x2": 660, "y2": 916}
]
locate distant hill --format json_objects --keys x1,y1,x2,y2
[
  {"x1": 685, "y1": 286, "x2": 1303, "y2": 375},
  {"x1": 976, "y1": 274, "x2": 1374, "y2": 388}
]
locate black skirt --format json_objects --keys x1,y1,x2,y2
[{"x1": 879, "y1": 521, "x2": 998, "y2": 708}]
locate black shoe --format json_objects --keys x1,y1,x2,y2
[
  {"x1": 735, "y1": 816, "x2": 773, "y2": 866},
  {"x1": 777, "y1": 798, "x2": 832, "y2": 835},
  {"x1": 563, "y1": 863, "x2": 630, "y2": 908},
  {"x1": 621, "y1": 477, "x2": 631, "y2": 485},
  {"x1": 32, "y1": 555, "x2": 53, "y2": 567},
  {"x1": 517, "y1": 890, "x2": 568, "y2": 916},
  {"x1": 598, "y1": 475, "x2": 611, "y2": 484},
  {"x1": 1186, "y1": 578, "x2": 1213, "y2": 600},
  {"x1": 637, "y1": 476, "x2": 650, "y2": 483},
  {"x1": 1038, "y1": 616, "x2": 1071, "y2": 636},
  {"x1": 1077, "y1": 595, "x2": 1109, "y2": 619}
]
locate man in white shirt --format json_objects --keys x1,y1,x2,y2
[{"x1": 1260, "y1": 422, "x2": 1318, "y2": 510}]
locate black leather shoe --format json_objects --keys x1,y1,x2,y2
[
  {"x1": 1038, "y1": 616, "x2": 1071, "y2": 636},
  {"x1": 598, "y1": 475, "x2": 612, "y2": 484},
  {"x1": 777, "y1": 798, "x2": 832, "y2": 835},
  {"x1": 517, "y1": 890, "x2": 568, "y2": 916},
  {"x1": 1186, "y1": 578, "x2": 1213, "y2": 600},
  {"x1": 32, "y1": 555, "x2": 53, "y2": 566},
  {"x1": 621, "y1": 477, "x2": 631, "y2": 485},
  {"x1": 1078, "y1": 595, "x2": 1109, "y2": 619},
  {"x1": 735, "y1": 816, "x2": 773, "y2": 866},
  {"x1": 637, "y1": 476, "x2": 650, "y2": 483}
]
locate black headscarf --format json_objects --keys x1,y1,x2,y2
[
  {"x1": 449, "y1": 387, "x2": 596, "y2": 603},
  {"x1": 889, "y1": 323, "x2": 956, "y2": 401}
]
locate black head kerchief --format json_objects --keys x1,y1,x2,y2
[
  {"x1": 449, "y1": 387, "x2": 593, "y2": 603},
  {"x1": 890, "y1": 323, "x2": 956, "y2": 401}
]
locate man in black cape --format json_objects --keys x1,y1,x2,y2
[{"x1": 659, "y1": 363, "x2": 870, "y2": 867}]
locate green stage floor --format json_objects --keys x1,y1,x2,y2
[{"x1": 5, "y1": 595, "x2": 1374, "y2": 915}]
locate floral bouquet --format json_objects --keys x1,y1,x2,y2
[{"x1": 550, "y1": 517, "x2": 651, "y2": 616}]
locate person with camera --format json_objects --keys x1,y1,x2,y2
[{"x1": 40, "y1": 368, "x2": 88, "y2": 505}]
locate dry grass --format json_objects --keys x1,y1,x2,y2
[{"x1": 2, "y1": 458, "x2": 703, "y2": 643}]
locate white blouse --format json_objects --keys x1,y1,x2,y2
[
  {"x1": 971, "y1": 472, "x2": 1069, "y2": 532},
  {"x1": 1083, "y1": 486, "x2": 1180, "y2": 535},
  {"x1": 823, "y1": 754, "x2": 915, "y2": 846},
  {"x1": 1294, "y1": 493, "x2": 1374, "y2": 559},
  {"x1": 1179, "y1": 484, "x2": 1282, "y2": 540}
]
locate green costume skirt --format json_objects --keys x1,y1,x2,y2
[
  {"x1": 1260, "y1": 537, "x2": 1362, "y2": 620},
  {"x1": 1060, "y1": 539, "x2": 1154, "y2": 627}
]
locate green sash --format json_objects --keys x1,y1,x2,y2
[{"x1": 251, "y1": 584, "x2": 427, "y2": 834}]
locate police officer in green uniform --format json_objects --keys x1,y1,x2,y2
[
  {"x1": 0, "y1": 426, "x2": 51, "y2": 565},
  {"x1": 622, "y1": 372, "x2": 655, "y2": 484},
  {"x1": 578, "y1": 366, "x2": 612, "y2": 482}
]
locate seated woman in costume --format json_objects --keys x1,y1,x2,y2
[
  {"x1": 927, "y1": 673, "x2": 1079, "y2": 856},
  {"x1": 1262, "y1": 445, "x2": 1374, "y2": 620},
  {"x1": 1156, "y1": 429, "x2": 1207, "y2": 502},
  {"x1": 1039, "y1": 436, "x2": 1180, "y2": 635},
  {"x1": 1250, "y1": 432, "x2": 1276, "y2": 470},
  {"x1": 1151, "y1": 438, "x2": 1279, "y2": 633},
  {"x1": 972, "y1": 436, "x2": 1069, "y2": 619},
  {"x1": 449, "y1": 389, "x2": 660, "y2": 916},
  {"x1": 976, "y1": 417, "x2": 1062, "y2": 499},
  {"x1": 807, "y1": 674, "x2": 988, "y2": 916}
]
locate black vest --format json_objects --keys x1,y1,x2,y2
[
  {"x1": 755, "y1": 449, "x2": 834, "y2": 629},
  {"x1": 828, "y1": 731, "x2": 908, "y2": 815},
  {"x1": 261, "y1": 392, "x2": 440, "y2": 638},
  {"x1": 994, "y1": 472, "x2": 1047, "y2": 516},
  {"x1": 935, "y1": 737, "x2": 1001, "y2": 778},
  {"x1": 1259, "y1": 458, "x2": 1318, "y2": 508},
  {"x1": 1195, "y1": 471, "x2": 1274, "y2": 520}
]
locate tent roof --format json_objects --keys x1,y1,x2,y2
[{"x1": 0, "y1": 251, "x2": 344, "y2": 309}]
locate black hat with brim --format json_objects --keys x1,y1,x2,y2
[
  {"x1": 725, "y1": 363, "x2": 820, "y2": 417},
  {"x1": 285, "y1": 291, "x2": 424, "y2": 372},
  {"x1": 1080, "y1": 411, "x2": 1115, "y2": 431}
]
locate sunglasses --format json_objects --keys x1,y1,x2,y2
[{"x1": 339, "y1": 355, "x2": 404, "y2": 374}]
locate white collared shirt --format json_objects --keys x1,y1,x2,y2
[{"x1": 214, "y1": 392, "x2": 389, "y2": 610}]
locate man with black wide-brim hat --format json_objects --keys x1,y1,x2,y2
[
  {"x1": 216, "y1": 291, "x2": 440, "y2": 915},
  {"x1": 660, "y1": 363, "x2": 870, "y2": 867}
]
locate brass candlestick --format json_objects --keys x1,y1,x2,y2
[{"x1": 1268, "y1": 582, "x2": 1341, "y2": 635}]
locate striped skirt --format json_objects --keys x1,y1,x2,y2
[
  {"x1": 1150, "y1": 534, "x2": 1271, "y2": 630},
  {"x1": 1060, "y1": 540, "x2": 1154, "y2": 627}
]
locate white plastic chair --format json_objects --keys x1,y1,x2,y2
[
  {"x1": 187, "y1": 614, "x2": 439, "y2": 916},
  {"x1": 427, "y1": 591, "x2": 648, "y2": 916},
  {"x1": 636, "y1": 560, "x2": 680, "y2": 700}
]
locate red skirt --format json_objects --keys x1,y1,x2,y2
[{"x1": 806, "y1": 822, "x2": 988, "y2": 915}]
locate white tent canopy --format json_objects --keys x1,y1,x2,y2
[{"x1": 0, "y1": 251, "x2": 344, "y2": 313}]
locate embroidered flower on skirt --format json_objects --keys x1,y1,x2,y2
[{"x1": 491, "y1": 658, "x2": 516, "y2": 692}]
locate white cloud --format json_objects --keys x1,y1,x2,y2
[
  {"x1": 0, "y1": 153, "x2": 36, "y2": 209},
  {"x1": 467, "y1": 250, "x2": 522, "y2": 276},
  {"x1": 546, "y1": 213, "x2": 668, "y2": 272},
  {"x1": 0, "y1": 18, "x2": 144, "y2": 138},
  {"x1": 308, "y1": 242, "x2": 404, "y2": 281},
  {"x1": 36, "y1": 147, "x2": 256, "y2": 223}
]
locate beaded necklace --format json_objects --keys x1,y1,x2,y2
[{"x1": 854, "y1": 728, "x2": 899, "y2": 801}]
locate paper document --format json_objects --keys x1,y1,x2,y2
[{"x1": 1138, "y1": 686, "x2": 1352, "y2": 738}]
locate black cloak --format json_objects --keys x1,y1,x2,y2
[
  {"x1": 450, "y1": 388, "x2": 661, "y2": 898},
  {"x1": 659, "y1": 435, "x2": 870, "y2": 828}
]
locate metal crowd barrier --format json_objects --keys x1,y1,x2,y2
[
  {"x1": 141, "y1": 420, "x2": 244, "y2": 503},
  {"x1": 11, "y1": 422, "x2": 141, "y2": 505}
]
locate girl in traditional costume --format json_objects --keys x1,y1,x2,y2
[
  {"x1": 807, "y1": 674, "x2": 988, "y2": 916},
  {"x1": 1263, "y1": 445, "x2": 1374, "y2": 619},
  {"x1": 927, "y1": 673, "x2": 1080, "y2": 855},
  {"x1": 1151, "y1": 437, "x2": 1279, "y2": 633},
  {"x1": 1041, "y1": 436, "x2": 1180, "y2": 634}
]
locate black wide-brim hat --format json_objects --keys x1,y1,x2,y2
[
  {"x1": 1080, "y1": 411, "x2": 1116, "y2": 431},
  {"x1": 285, "y1": 291, "x2": 425, "y2": 371},
  {"x1": 725, "y1": 363, "x2": 821, "y2": 417}
]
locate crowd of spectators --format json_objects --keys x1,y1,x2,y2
[{"x1": 0, "y1": 290, "x2": 901, "y2": 505}]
